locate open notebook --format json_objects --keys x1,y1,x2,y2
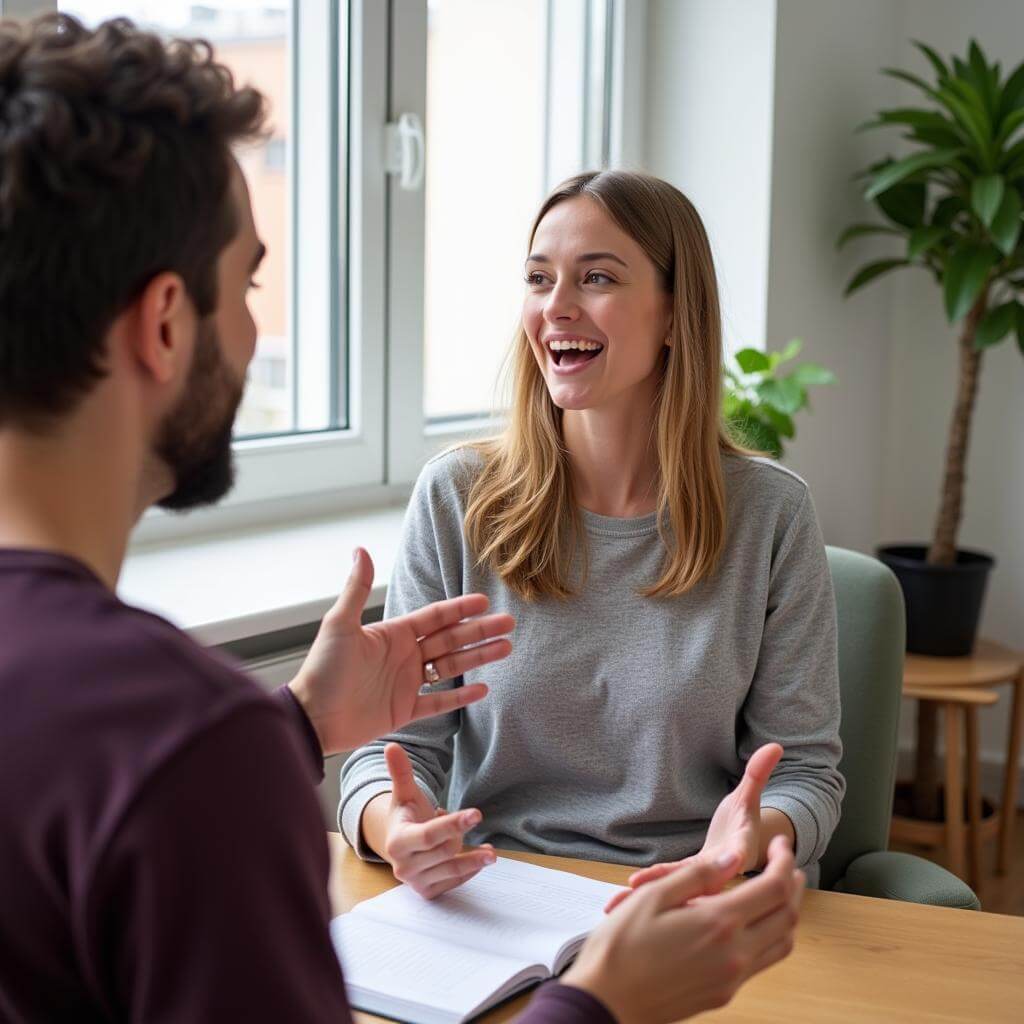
[{"x1": 330, "y1": 856, "x2": 625, "y2": 1024}]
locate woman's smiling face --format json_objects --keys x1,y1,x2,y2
[{"x1": 522, "y1": 195, "x2": 672, "y2": 413}]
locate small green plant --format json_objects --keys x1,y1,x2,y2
[
  {"x1": 839, "y1": 38, "x2": 1024, "y2": 564},
  {"x1": 723, "y1": 340, "x2": 836, "y2": 459}
]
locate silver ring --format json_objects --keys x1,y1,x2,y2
[{"x1": 423, "y1": 660, "x2": 441, "y2": 685}]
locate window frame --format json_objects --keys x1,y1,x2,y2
[
  {"x1": 385, "y1": 0, "x2": 632, "y2": 486},
  {"x1": 2, "y1": 0, "x2": 644, "y2": 537}
]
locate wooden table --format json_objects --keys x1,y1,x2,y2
[
  {"x1": 328, "y1": 835, "x2": 1024, "y2": 1023},
  {"x1": 903, "y1": 639, "x2": 1024, "y2": 879}
]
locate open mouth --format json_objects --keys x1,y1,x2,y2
[{"x1": 546, "y1": 338, "x2": 605, "y2": 370}]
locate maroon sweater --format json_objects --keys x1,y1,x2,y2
[{"x1": 0, "y1": 550, "x2": 613, "y2": 1024}]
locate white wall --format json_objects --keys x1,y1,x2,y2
[
  {"x1": 645, "y1": 0, "x2": 1023, "y2": 797},
  {"x1": 644, "y1": 0, "x2": 777, "y2": 358},
  {"x1": 764, "y1": 0, "x2": 901, "y2": 554}
]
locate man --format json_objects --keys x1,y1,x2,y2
[{"x1": 0, "y1": 14, "x2": 802, "y2": 1023}]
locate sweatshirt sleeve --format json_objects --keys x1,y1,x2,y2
[
  {"x1": 338, "y1": 459, "x2": 466, "y2": 860},
  {"x1": 515, "y1": 982, "x2": 617, "y2": 1023},
  {"x1": 738, "y1": 486, "x2": 846, "y2": 869},
  {"x1": 87, "y1": 703, "x2": 352, "y2": 1023}
]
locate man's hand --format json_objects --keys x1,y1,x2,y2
[
  {"x1": 370, "y1": 743, "x2": 495, "y2": 899},
  {"x1": 564, "y1": 836, "x2": 805, "y2": 1024},
  {"x1": 288, "y1": 548, "x2": 514, "y2": 755},
  {"x1": 604, "y1": 744, "x2": 786, "y2": 913}
]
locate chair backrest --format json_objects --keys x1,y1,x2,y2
[{"x1": 818, "y1": 546, "x2": 906, "y2": 890}]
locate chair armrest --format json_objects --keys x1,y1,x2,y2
[{"x1": 833, "y1": 851, "x2": 980, "y2": 910}]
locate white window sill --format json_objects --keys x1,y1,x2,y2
[{"x1": 119, "y1": 505, "x2": 408, "y2": 647}]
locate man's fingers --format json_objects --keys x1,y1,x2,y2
[
  {"x1": 715, "y1": 842, "x2": 796, "y2": 924},
  {"x1": 747, "y1": 928, "x2": 798, "y2": 977},
  {"x1": 426, "y1": 640, "x2": 513, "y2": 685},
  {"x1": 410, "y1": 682, "x2": 489, "y2": 723},
  {"x1": 627, "y1": 861, "x2": 684, "y2": 889},
  {"x1": 325, "y1": 548, "x2": 375, "y2": 631},
  {"x1": 603, "y1": 887, "x2": 633, "y2": 913},
  {"x1": 384, "y1": 743, "x2": 424, "y2": 808},
  {"x1": 740, "y1": 870, "x2": 803, "y2": 953},
  {"x1": 605, "y1": 851, "x2": 740, "y2": 913},
  {"x1": 399, "y1": 593, "x2": 492, "y2": 641},
  {"x1": 639, "y1": 853, "x2": 740, "y2": 913},
  {"x1": 417, "y1": 614, "x2": 516, "y2": 663}
]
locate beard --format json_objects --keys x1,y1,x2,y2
[{"x1": 155, "y1": 317, "x2": 245, "y2": 511}]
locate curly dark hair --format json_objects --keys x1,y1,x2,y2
[{"x1": 0, "y1": 13, "x2": 265, "y2": 428}]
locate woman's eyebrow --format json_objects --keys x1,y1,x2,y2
[{"x1": 525, "y1": 251, "x2": 629, "y2": 267}]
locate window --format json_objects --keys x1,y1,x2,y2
[
  {"x1": 386, "y1": 0, "x2": 620, "y2": 482},
  {"x1": 421, "y1": 0, "x2": 547, "y2": 425},
  {"x1": 7, "y1": 0, "x2": 629, "y2": 535}
]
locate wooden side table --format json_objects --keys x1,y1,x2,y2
[{"x1": 893, "y1": 639, "x2": 1024, "y2": 891}]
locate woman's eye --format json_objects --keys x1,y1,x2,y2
[
  {"x1": 584, "y1": 271, "x2": 612, "y2": 284},
  {"x1": 248, "y1": 279, "x2": 262, "y2": 291},
  {"x1": 525, "y1": 272, "x2": 547, "y2": 286}
]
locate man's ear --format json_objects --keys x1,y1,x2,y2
[{"x1": 130, "y1": 272, "x2": 194, "y2": 384}]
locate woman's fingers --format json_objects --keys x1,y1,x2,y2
[
  {"x1": 388, "y1": 807, "x2": 482, "y2": 861},
  {"x1": 416, "y1": 849, "x2": 497, "y2": 898},
  {"x1": 385, "y1": 743, "x2": 427, "y2": 808},
  {"x1": 417, "y1": 613, "x2": 516, "y2": 663},
  {"x1": 409, "y1": 841, "x2": 495, "y2": 876},
  {"x1": 736, "y1": 744, "x2": 784, "y2": 800}
]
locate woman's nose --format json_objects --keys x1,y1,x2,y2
[{"x1": 544, "y1": 280, "x2": 579, "y2": 323}]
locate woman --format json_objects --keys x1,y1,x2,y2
[{"x1": 340, "y1": 170, "x2": 844, "y2": 895}]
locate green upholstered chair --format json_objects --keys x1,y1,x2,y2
[{"x1": 820, "y1": 547, "x2": 980, "y2": 909}]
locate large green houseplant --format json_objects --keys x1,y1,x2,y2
[{"x1": 839, "y1": 38, "x2": 1023, "y2": 655}]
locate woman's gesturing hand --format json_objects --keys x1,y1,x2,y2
[
  {"x1": 288, "y1": 548, "x2": 515, "y2": 755},
  {"x1": 563, "y1": 835, "x2": 804, "y2": 1024},
  {"x1": 373, "y1": 743, "x2": 496, "y2": 899},
  {"x1": 604, "y1": 743, "x2": 785, "y2": 914}
]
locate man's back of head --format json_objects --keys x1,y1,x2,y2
[{"x1": 0, "y1": 13, "x2": 264, "y2": 431}]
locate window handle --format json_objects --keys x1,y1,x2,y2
[{"x1": 384, "y1": 112, "x2": 425, "y2": 191}]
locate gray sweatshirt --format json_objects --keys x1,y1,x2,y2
[{"x1": 340, "y1": 450, "x2": 844, "y2": 884}]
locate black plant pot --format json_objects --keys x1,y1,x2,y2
[{"x1": 877, "y1": 544, "x2": 995, "y2": 657}]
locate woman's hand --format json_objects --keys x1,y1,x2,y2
[
  {"x1": 365, "y1": 743, "x2": 496, "y2": 899},
  {"x1": 563, "y1": 836, "x2": 805, "y2": 1024},
  {"x1": 288, "y1": 548, "x2": 515, "y2": 755},
  {"x1": 604, "y1": 744, "x2": 785, "y2": 913}
]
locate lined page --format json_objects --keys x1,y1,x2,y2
[
  {"x1": 330, "y1": 914, "x2": 540, "y2": 1024},
  {"x1": 352, "y1": 857, "x2": 625, "y2": 968}
]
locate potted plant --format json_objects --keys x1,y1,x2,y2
[
  {"x1": 723, "y1": 340, "x2": 835, "y2": 459},
  {"x1": 838, "y1": 38, "x2": 1023, "y2": 656}
]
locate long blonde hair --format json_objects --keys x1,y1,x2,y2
[{"x1": 463, "y1": 170, "x2": 744, "y2": 601}]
